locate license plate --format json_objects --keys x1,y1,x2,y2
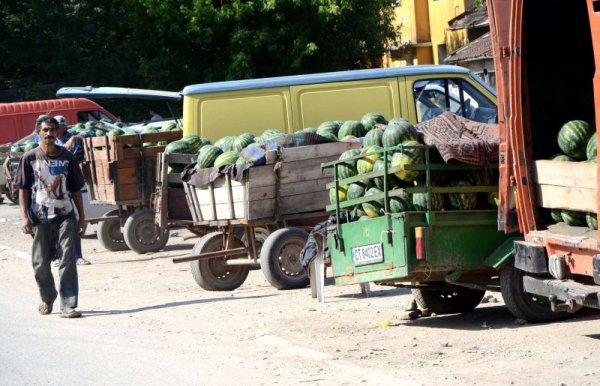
[{"x1": 351, "y1": 243, "x2": 384, "y2": 266}]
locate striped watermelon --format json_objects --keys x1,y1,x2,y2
[
  {"x1": 557, "y1": 120, "x2": 592, "y2": 160},
  {"x1": 362, "y1": 187, "x2": 384, "y2": 217},
  {"x1": 412, "y1": 184, "x2": 445, "y2": 211},
  {"x1": 550, "y1": 209, "x2": 563, "y2": 223},
  {"x1": 214, "y1": 136, "x2": 237, "y2": 152},
  {"x1": 363, "y1": 127, "x2": 385, "y2": 147},
  {"x1": 213, "y1": 150, "x2": 240, "y2": 168},
  {"x1": 357, "y1": 145, "x2": 383, "y2": 174},
  {"x1": 329, "y1": 184, "x2": 349, "y2": 206},
  {"x1": 347, "y1": 182, "x2": 368, "y2": 200},
  {"x1": 389, "y1": 189, "x2": 413, "y2": 213},
  {"x1": 233, "y1": 133, "x2": 255, "y2": 152},
  {"x1": 551, "y1": 154, "x2": 574, "y2": 161},
  {"x1": 338, "y1": 120, "x2": 366, "y2": 138},
  {"x1": 561, "y1": 210, "x2": 587, "y2": 226},
  {"x1": 337, "y1": 149, "x2": 361, "y2": 180},
  {"x1": 196, "y1": 145, "x2": 223, "y2": 169},
  {"x1": 164, "y1": 140, "x2": 193, "y2": 155},
  {"x1": 382, "y1": 120, "x2": 418, "y2": 148},
  {"x1": 391, "y1": 141, "x2": 424, "y2": 181},
  {"x1": 586, "y1": 132, "x2": 597, "y2": 161},
  {"x1": 586, "y1": 212, "x2": 598, "y2": 230},
  {"x1": 448, "y1": 179, "x2": 477, "y2": 210},
  {"x1": 372, "y1": 158, "x2": 401, "y2": 190},
  {"x1": 317, "y1": 121, "x2": 341, "y2": 138},
  {"x1": 360, "y1": 112, "x2": 387, "y2": 132}
]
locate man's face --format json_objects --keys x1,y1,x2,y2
[
  {"x1": 39, "y1": 122, "x2": 58, "y2": 143},
  {"x1": 58, "y1": 123, "x2": 67, "y2": 135}
]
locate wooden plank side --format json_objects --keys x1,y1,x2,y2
[
  {"x1": 280, "y1": 190, "x2": 328, "y2": 215},
  {"x1": 535, "y1": 184, "x2": 597, "y2": 213},
  {"x1": 533, "y1": 160, "x2": 597, "y2": 189},
  {"x1": 280, "y1": 141, "x2": 361, "y2": 162}
]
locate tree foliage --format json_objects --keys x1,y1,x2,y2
[{"x1": 0, "y1": 0, "x2": 396, "y2": 102}]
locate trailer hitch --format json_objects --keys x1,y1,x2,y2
[{"x1": 548, "y1": 295, "x2": 583, "y2": 314}]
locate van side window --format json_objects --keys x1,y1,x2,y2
[
  {"x1": 413, "y1": 78, "x2": 497, "y2": 124},
  {"x1": 77, "y1": 111, "x2": 113, "y2": 123}
]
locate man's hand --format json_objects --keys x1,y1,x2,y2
[
  {"x1": 21, "y1": 217, "x2": 33, "y2": 235},
  {"x1": 78, "y1": 218, "x2": 87, "y2": 236}
]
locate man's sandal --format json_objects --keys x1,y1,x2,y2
[
  {"x1": 38, "y1": 302, "x2": 52, "y2": 315},
  {"x1": 60, "y1": 308, "x2": 82, "y2": 318}
]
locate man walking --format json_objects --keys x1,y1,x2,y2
[{"x1": 16, "y1": 115, "x2": 86, "y2": 318}]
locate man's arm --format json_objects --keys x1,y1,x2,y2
[
  {"x1": 71, "y1": 190, "x2": 87, "y2": 236},
  {"x1": 19, "y1": 188, "x2": 32, "y2": 235}
]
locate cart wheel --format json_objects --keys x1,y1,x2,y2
[
  {"x1": 123, "y1": 208, "x2": 169, "y2": 254},
  {"x1": 411, "y1": 284, "x2": 485, "y2": 315},
  {"x1": 259, "y1": 227, "x2": 309, "y2": 290},
  {"x1": 500, "y1": 261, "x2": 571, "y2": 323},
  {"x1": 97, "y1": 210, "x2": 128, "y2": 251},
  {"x1": 236, "y1": 226, "x2": 271, "y2": 256},
  {"x1": 190, "y1": 232, "x2": 249, "y2": 291}
]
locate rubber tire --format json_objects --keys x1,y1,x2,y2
[
  {"x1": 500, "y1": 262, "x2": 571, "y2": 323},
  {"x1": 259, "y1": 227, "x2": 310, "y2": 290},
  {"x1": 190, "y1": 232, "x2": 249, "y2": 291},
  {"x1": 412, "y1": 284, "x2": 485, "y2": 315},
  {"x1": 123, "y1": 208, "x2": 169, "y2": 254},
  {"x1": 97, "y1": 210, "x2": 128, "y2": 251},
  {"x1": 235, "y1": 226, "x2": 271, "y2": 256}
]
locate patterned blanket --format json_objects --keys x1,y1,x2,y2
[{"x1": 415, "y1": 111, "x2": 499, "y2": 166}]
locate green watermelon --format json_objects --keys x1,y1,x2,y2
[
  {"x1": 363, "y1": 127, "x2": 385, "y2": 147},
  {"x1": 487, "y1": 191, "x2": 499, "y2": 208},
  {"x1": 382, "y1": 121, "x2": 418, "y2": 148},
  {"x1": 302, "y1": 127, "x2": 318, "y2": 134},
  {"x1": 391, "y1": 141, "x2": 424, "y2": 181},
  {"x1": 23, "y1": 141, "x2": 38, "y2": 152},
  {"x1": 357, "y1": 145, "x2": 383, "y2": 174},
  {"x1": 337, "y1": 149, "x2": 361, "y2": 180},
  {"x1": 233, "y1": 133, "x2": 255, "y2": 152},
  {"x1": 160, "y1": 122, "x2": 178, "y2": 131},
  {"x1": 387, "y1": 116, "x2": 409, "y2": 126},
  {"x1": 213, "y1": 150, "x2": 240, "y2": 168},
  {"x1": 557, "y1": 120, "x2": 592, "y2": 160},
  {"x1": 586, "y1": 212, "x2": 598, "y2": 230},
  {"x1": 551, "y1": 154, "x2": 574, "y2": 161},
  {"x1": 362, "y1": 187, "x2": 384, "y2": 217},
  {"x1": 196, "y1": 145, "x2": 223, "y2": 169},
  {"x1": 372, "y1": 158, "x2": 401, "y2": 190},
  {"x1": 561, "y1": 210, "x2": 587, "y2": 226},
  {"x1": 10, "y1": 144, "x2": 24, "y2": 153},
  {"x1": 412, "y1": 184, "x2": 445, "y2": 211},
  {"x1": 107, "y1": 128, "x2": 125, "y2": 137},
  {"x1": 587, "y1": 132, "x2": 597, "y2": 161},
  {"x1": 550, "y1": 209, "x2": 563, "y2": 223},
  {"x1": 347, "y1": 182, "x2": 368, "y2": 200},
  {"x1": 329, "y1": 184, "x2": 349, "y2": 206},
  {"x1": 448, "y1": 179, "x2": 477, "y2": 210},
  {"x1": 214, "y1": 136, "x2": 237, "y2": 152},
  {"x1": 360, "y1": 112, "x2": 387, "y2": 132},
  {"x1": 317, "y1": 121, "x2": 341, "y2": 138},
  {"x1": 164, "y1": 140, "x2": 193, "y2": 155},
  {"x1": 389, "y1": 189, "x2": 413, "y2": 213},
  {"x1": 338, "y1": 120, "x2": 366, "y2": 138}
]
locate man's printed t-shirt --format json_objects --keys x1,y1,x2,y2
[{"x1": 15, "y1": 147, "x2": 85, "y2": 223}]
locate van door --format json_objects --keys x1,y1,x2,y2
[{"x1": 488, "y1": 0, "x2": 520, "y2": 234}]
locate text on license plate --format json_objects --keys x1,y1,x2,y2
[{"x1": 351, "y1": 243, "x2": 384, "y2": 266}]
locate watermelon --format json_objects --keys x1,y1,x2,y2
[
  {"x1": 338, "y1": 120, "x2": 366, "y2": 138},
  {"x1": 317, "y1": 121, "x2": 341, "y2": 138},
  {"x1": 557, "y1": 120, "x2": 593, "y2": 160},
  {"x1": 23, "y1": 141, "x2": 38, "y2": 152},
  {"x1": 164, "y1": 140, "x2": 193, "y2": 155},
  {"x1": 487, "y1": 191, "x2": 499, "y2": 208},
  {"x1": 391, "y1": 141, "x2": 424, "y2": 181},
  {"x1": 586, "y1": 212, "x2": 598, "y2": 230},
  {"x1": 372, "y1": 158, "x2": 401, "y2": 190},
  {"x1": 357, "y1": 145, "x2": 383, "y2": 174},
  {"x1": 387, "y1": 116, "x2": 409, "y2": 126},
  {"x1": 233, "y1": 133, "x2": 255, "y2": 152},
  {"x1": 160, "y1": 122, "x2": 178, "y2": 131},
  {"x1": 10, "y1": 144, "x2": 24, "y2": 153},
  {"x1": 551, "y1": 154, "x2": 574, "y2": 161},
  {"x1": 363, "y1": 127, "x2": 385, "y2": 147},
  {"x1": 329, "y1": 184, "x2": 349, "y2": 206},
  {"x1": 260, "y1": 129, "x2": 285, "y2": 141},
  {"x1": 561, "y1": 210, "x2": 587, "y2": 226},
  {"x1": 347, "y1": 182, "x2": 368, "y2": 200},
  {"x1": 447, "y1": 179, "x2": 477, "y2": 210},
  {"x1": 550, "y1": 209, "x2": 563, "y2": 223},
  {"x1": 213, "y1": 150, "x2": 240, "y2": 168},
  {"x1": 412, "y1": 184, "x2": 445, "y2": 211},
  {"x1": 382, "y1": 120, "x2": 418, "y2": 148},
  {"x1": 107, "y1": 128, "x2": 125, "y2": 137},
  {"x1": 214, "y1": 136, "x2": 237, "y2": 152},
  {"x1": 337, "y1": 149, "x2": 361, "y2": 180},
  {"x1": 360, "y1": 112, "x2": 387, "y2": 132},
  {"x1": 196, "y1": 145, "x2": 223, "y2": 169},
  {"x1": 587, "y1": 132, "x2": 597, "y2": 161},
  {"x1": 389, "y1": 189, "x2": 413, "y2": 213},
  {"x1": 362, "y1": 187, "x2": 384, "y2": 217},
  {"x1": 352, "y1": 206, "x2": 367, "y2": 220}
]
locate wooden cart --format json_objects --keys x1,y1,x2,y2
[
  {"x1": 165, "y1": 141, "x2": 360, "y2": 291},
  {"x1": 83, "y1": 130, "x2": 182, "y2": 253}
]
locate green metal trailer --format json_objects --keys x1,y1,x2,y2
[{"x1": 321, "y1": 144, "x2": 516, "y2": 314}]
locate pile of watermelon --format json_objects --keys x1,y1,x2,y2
[
  {"x1": 329, "y1": 112, "x2": 499, "y2": 221},
  {"x1": 550, "y1": 119, "x2": 597, "y2": 229}
]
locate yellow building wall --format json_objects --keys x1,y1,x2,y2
[
  {"x1": 428, "y1": 0, "x2": 476, "y2": 64},
  {"x1": 386, "y1": 0, "x2": 433, "y2": 67}
]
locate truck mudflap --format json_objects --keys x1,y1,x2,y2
[{"x1": 522, "y1": 275, "x2": 600, "y2": 310}]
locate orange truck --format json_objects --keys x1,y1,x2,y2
[{"x1": 488, "y1": 0, "x2": 600, "y2": 321}]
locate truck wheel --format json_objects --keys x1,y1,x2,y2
[
  {"x1": 500, "y1": 262, "x2": 571, "y2": 323},
  {"x1": 412, "y1": 284, "x2": 485, "y2": 315},
  {"x1": 190, "y1": 232, "x2": 249, "y2": 291},
  {"x1": 259, "y1": 228, "x2": 309, "y2": 290},
  {"x1": 123, "y1": 208, "x2": 169, "y2": 254},
  {"x1": 97, "y1": 210, "x2": 128, "y2": 251}
]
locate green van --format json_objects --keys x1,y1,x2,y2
[{"x1": 181, "y1": 64, "x2": 497, "y2": 141}]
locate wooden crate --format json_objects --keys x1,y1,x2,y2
[
  {"x1": 155, "y1": 152, "x2": 197, "y2": 228},
  {"x1": 532, "y1": 159, "x2": 597, "y2": 213},
  {"x1": 187, "y1": 141, "x2": 360, "y2": 222},
  {"x1": 84, "y1": 131, "x2": 182, "y2": 205}
]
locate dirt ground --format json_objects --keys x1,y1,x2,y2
[{"x1": 1, "y1": 201, "x2": 600, "y2": 386}]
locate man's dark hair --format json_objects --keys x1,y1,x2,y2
[{"x1": 35, "y1": 115, "x2": 59, "y2": 132}]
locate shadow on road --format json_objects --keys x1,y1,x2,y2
[{"x1": 81, "y1": 294, "x2": 277, "y2": 317}]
